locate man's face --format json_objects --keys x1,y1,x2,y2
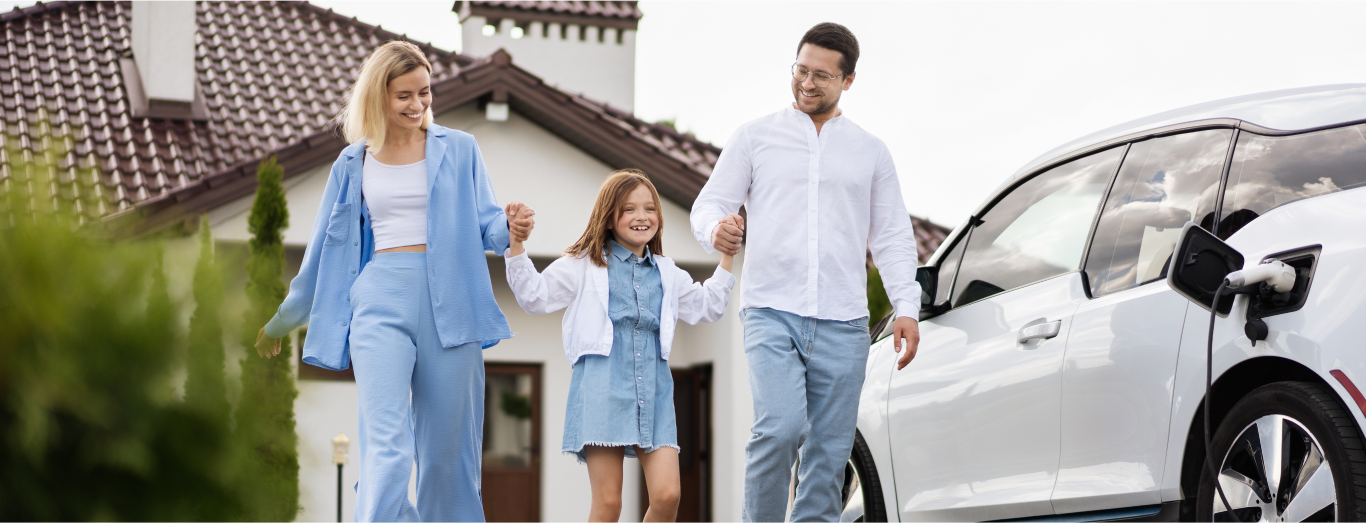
[{"x1": 791, "y1": 43, "x2": 854, "y2": 117}]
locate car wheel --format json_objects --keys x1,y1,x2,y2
[
  {"x1": 842, "y1": 431, "x2": 888, "y2": 522},
  {"x1": 1198, "y1": 382, "x2": 1366, "y2": 522}
]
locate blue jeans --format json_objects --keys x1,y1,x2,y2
[
  {"x1": 349, "y1": 253, "x2": 485, "y2": 522},
  {"x1": 742, "y1": 307, "x2": 870, "y2": 522}
]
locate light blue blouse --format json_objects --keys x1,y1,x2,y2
[{"x1": 264, "y1": 125, "x2": 512, "y2": 370}]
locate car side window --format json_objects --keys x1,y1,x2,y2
[
  {"x1": 1084, "y1": 129, "x2": 1232, "y2": 297},
  {"x1": 950, "y1": 147, "x2": 1123, "y2": 308},
  {"x1": 1220, "y1": 124, "x2": 1366, "y2": 239}
]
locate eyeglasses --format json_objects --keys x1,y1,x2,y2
[{"x1": 791, "y1": 63, "x2": 845, "y2": 88}]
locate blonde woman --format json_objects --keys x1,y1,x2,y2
[{"x1": 254, "y1": 41, "x2": 533, "y2": 521}]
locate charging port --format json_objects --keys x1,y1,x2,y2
[{"x1": 1247, "y1": 245, "x2": 1320, "y2": 320}]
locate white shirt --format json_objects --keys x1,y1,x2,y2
[
  {"x1": 503, "y1": 250, "x2": 736, "y2": 365},
  {"x1": 362, "y1": 152, "x2": 428, "y2": 251},
  {"x1": 690, "y1": 106, "x2": 921, "y2": 321}
]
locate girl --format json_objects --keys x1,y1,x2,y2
[
  {"x1": 253, "y1": 41, "x2": 534, "y2": 522},
  {"x1": 504, "y1": 169, "x2": 736, "y2": 522}
]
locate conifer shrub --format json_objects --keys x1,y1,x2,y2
[{"x1": 233, "y1": 156, "x2": 301, "y2": 520}]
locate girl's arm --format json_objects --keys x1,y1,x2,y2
[
  {"x1": 505, "y1": 251, "x2": 579, "y2": 315},
  {"x1": 673, "y1": 262, "x2": 737, "y2": 325}
]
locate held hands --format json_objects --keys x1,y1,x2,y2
[
  {"x1": 506, "y1": 202, "x2": 536, "y2": 257},
  {"x1": 255, "y1": 327, "x2": 281, "y2": 358},
  {"x1": 711, "y1": 213, "x2": 745, "y2": 255},
  {"x1": 892, "y1": 317, "x2": 920, "y2": 370}
]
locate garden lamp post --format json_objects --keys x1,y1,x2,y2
[{"x1": 332, "y1": 432, "x2": 350, "y2": 522}]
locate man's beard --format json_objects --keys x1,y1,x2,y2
[{"x1": 793, "y1": 86, "x2": 838, "y2": 116}]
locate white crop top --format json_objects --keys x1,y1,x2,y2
[{"x1": 362, "y1": 152, "x2": 428, "y2": 251}]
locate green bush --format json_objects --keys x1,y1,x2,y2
[
  {"x1": 233, "y1": 156, "x2": 300, "y2": 521},
  {"x1": 185, "y1": 216, "x2": 231, "y2": 430},
  {"x1": 0, "y1": 213, "x2": 247, "y2": 520}
]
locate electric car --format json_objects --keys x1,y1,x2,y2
[{"x1": 843, "y1": 84, "x2": 1366, "y2": 522}]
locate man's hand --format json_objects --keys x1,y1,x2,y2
[
  {"x1": 710, "y1": 213, "x2": 745, "y2": 255},
  {"x1": 255, "y1": 327, "x2": 281, "y2": 359},
  {"x1": 506, "y1": 201, "x2": 535, "y2": 242},
  {"x1": 892, "y1": 317, "x2": 920, "y2": 370}
]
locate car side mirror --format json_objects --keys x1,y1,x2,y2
[
  {"x1": 916, "y1": 266, "x2": 937, "y2": 311},
  {"x1": 1167, "y1": 222, "x2": 1244, "y2": 317}
]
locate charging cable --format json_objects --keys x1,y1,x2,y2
[{"x1": 1204, "y1": 260, "x2": 1295, "y2": 521}]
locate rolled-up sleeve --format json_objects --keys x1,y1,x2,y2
[{"x1": 265, "y1": 158, "x2": 345, "y2": 338}]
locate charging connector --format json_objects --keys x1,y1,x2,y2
[{"x1": 1224, "y1": 260, "x2": 1296, "y2": 292}]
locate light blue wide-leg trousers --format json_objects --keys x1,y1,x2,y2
[
  {"x1": 349, "y1": 252, "x2": 485, "y2": 522},
  {"x1": 741, "y1": 307, "x2": 870, "y2": 522}
]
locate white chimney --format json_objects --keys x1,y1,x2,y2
[
  {"x1": 459, "y1": 2, "x2": 638, "y2": 113},
  {"x1": 124, "y1": 1, "x2": 202, "y2": 119}
]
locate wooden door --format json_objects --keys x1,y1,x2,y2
[
  {"x1": 482, "y1": 364, "x2": 541, "y2": 521},
  {"x1": 642, "y1": 365, "x2": 712, "y2": 521}
]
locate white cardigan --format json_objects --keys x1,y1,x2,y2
[{"x1": 504, "y1": 249, "x2": 736, "y2": 365}]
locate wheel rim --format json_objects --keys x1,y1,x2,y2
[
  {"x1": 1213, "y1": 414, "x2": 1337, "y2": 522},
  {"x1": 840, "y1": 458, "x2": 866, "y2": 523}
]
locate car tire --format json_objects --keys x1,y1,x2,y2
[
  {"x1": 1197, "y1": 381, "x2": 1366, "y2": 522},
  {"x1": 843, "y1": 431, "x2": 888, "y2": 522}
]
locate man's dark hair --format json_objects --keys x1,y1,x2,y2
[{"x1": 797, "y1": 22, "x2": 859, "y2": 75}]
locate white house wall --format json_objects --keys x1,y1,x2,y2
[{"x1": 207, "y1": 103, "x2": 751, "y2": 521}]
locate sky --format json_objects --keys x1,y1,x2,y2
[{"x1": 6, "y1": 0, "x2": 1366, "y2": 227}]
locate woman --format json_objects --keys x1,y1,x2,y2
[{"x1": 254, "y1": 41, "x2": 533, "y2": 522}]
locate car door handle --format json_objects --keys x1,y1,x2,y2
[{"x1": 1017, "y1": 320, "x2": 1062, "y2": 344}]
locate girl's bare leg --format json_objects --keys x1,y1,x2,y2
[
  {"x1": 637, "y1": 446, "x2": 681, "y2": 522},
  {"x1": 585, "y1": 446, "x2": 626, "y2": 522}
]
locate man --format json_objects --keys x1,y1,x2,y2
[{"x1": 690, "y1": 22, "x2": 922, "y2": 522}]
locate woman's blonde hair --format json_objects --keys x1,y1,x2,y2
[
  {"x1": 338, "y1": 41, "x2": 433, "y2": 155},
  {"x1": 566, "y1": 169, "x2": 665, "y2": 267}
]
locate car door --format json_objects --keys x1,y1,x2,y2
[
  {"x1": 1051, "y1": 129, "x2": 1233, "y2": 514},
  {"x1": 887, "y1": 147, "x2": 1124, "y2": 522}
]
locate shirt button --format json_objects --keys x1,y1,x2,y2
[
  {"x1": 351, "y1": 269, "x2": 356, "y2": 274},
  {"x1": 353, "y1": 242, "x2": 358, "y2": 246},
  {"x1": 637, "y1": 376, "x2": 642, "y2": 380},
  {"x1": 639, "y1": 400, "x2": 644, "y2": 404}
]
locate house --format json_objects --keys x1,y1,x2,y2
[{"x1": 0, "y1": 1, "x2": 949, "y2": 520}]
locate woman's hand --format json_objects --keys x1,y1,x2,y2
[
  {"x1": 255, "y1": 327, "x2": 282, "y2": 358},
  {"x1": 507, "y1": 205, "x2": 535, "y2": 257}
]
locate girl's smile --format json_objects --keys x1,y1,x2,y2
[{"x1": 611, "y1": 184, "x2": 659, "y2": 257}]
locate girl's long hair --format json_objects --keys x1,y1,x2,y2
[
  {"x1": 566, "y1": 169, "x2": 665, "y2": 267},
  {"x1": 337, "y1": 41, "x2": 433, "y2": 155}
]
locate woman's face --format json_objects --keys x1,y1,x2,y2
[
  {"x1": 386, "y1": 67, "x2": 431, "y2": 135},
  {"x1": 611, "y1": 184, "x2": 659, "y2": 255}
]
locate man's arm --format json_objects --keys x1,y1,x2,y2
[
  {"x1": 691, "y1": 126, "x2": 753, "y2": 255},
  {"x1": 867, "y1": 144, "x2": 923, "y2": 370}
]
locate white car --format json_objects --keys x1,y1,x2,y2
[{"x1": 844, "y1": 84, "x2": 1366, "y2": 522}]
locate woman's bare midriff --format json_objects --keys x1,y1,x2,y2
[{"x1": 376, "y1": 244, "x2": 427, "y2": 253}]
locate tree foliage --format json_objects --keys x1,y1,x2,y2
[
  {"x1": 0, "y1": 212, "x2": 247, "y2": 520},
  {"x1": 233, "y1": 156, "x2": 301, "y2": 520},
  {"x1": 185, "y1": 216, "x2": 230, "y2": 429}
]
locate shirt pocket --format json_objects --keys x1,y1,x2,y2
[{"x1": 324, "y1": 203, "x2": 352, "y2": 246}]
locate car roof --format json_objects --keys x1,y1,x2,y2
[
  {"x1": 930, "y1": 83, "x2": 1366, "y2": 266},
  {"x1": 1010, "y1": 83, "x2": 1366, "y2": 181}
]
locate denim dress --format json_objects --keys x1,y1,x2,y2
[{"x1": 562, "y1": 240, "x2": 679, "y2": 463}]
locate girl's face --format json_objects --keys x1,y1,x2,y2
[
  {"x1": 387, "y1": 67, "x2": 431, "y2": 135},
  {"x1": 610, "y1": 184, "x2": 659, "y2": 256}
]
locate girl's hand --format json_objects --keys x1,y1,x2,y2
[
  {"x1": 720, "y1": 252, "x2": 734, "y2": 273},
  {"x1": 508, "y1": 206, "x2": 534, "y2": 257},
  {"x1": 255, "y1": 327, "x2": 281, "y2": 358},
  {"x1": 506, "y1": 201, "x2": 536, "y2": 244}
]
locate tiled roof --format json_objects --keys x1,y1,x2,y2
[
  {"x1": 0, "y1": 0, "x2": 468, "y2": 223},
  {"x1": 464, "y1": 1, "x2": 643, "y2": 20},
  {"x1": 911, "y1": 216, "x2": 951, "y2": 263},
  {"x1": 0, "y1": 0, "x2": 949, "y2": 256}
]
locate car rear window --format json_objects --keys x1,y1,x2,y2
[{"x1": 1220, "y1": 124, "x2": 1366, "y2": 238}]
